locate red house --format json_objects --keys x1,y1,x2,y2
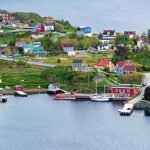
[
  {"x1": 111, "y1": 86, "x2": 139, "y2": 98},
  {"x1": 124, "y1": 31, "x2": 136, "y2": 39},
  {"x1": 115, "y1": 60, "x2": 136, "y2": 75},
  {"x1": 14, "y1": 85, "x2": 24, "y2": 91}
]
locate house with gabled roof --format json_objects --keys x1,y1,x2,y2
[
  {"x1": 115, "y1": 60, "x2": 136, "y2": 75},
  {"x1": 101, "y1": 30, "x2": 116, "y2": 44},
  {"x1": 97, "y1": 59, "x2": 114, "y2": 72},
  {"x1": 72, "y1": 60, "x2": 89, "y2": 72}
]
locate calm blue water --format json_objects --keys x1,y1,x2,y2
[
  {"x1": 0, "y1": 94, "x2": 149, "y2": 150},
  {"x1": 0, "y1": 0, "x2": 150, "y2": 33}
]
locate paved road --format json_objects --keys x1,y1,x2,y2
[
  {"x1": 0, "y1": 57, "x2": 56, "y2": 67},
  {"x1": 128, "y1": 73, "x2": 150, "y2": 104},
  {"x1": 0, "y1": 29, "x2": 32, "y2": 34}
]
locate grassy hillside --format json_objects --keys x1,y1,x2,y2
[{"x1": 12, "y1": 12, "x2": 44, "y2": 26}]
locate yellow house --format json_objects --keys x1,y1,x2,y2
[{"x1": 97, "y1": 59, "x2": 114, "y2": 72}]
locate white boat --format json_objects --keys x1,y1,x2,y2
[
  {"x1": 90, "y1": 81, "x2": 109, "y2": 102},
  {"x1": 90, "y1": 95, "x2": 109, "y2": 102},
  {"x1": 0, "y1": 94, "x2": 7, "y2": 103},
  {"x1": 14, "y1": 91, "x2": 28, "y2": 97}
]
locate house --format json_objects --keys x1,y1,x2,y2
[
  {"x1": 14, "y1": 85, "x2": 24, "y2": 91},
  {"x1": 115, "y1": 60, "x2": 136, "y2": 75},
  {"x1": 101, "y1": 30, "x2": 116, "y2": 43},
  {"x1": 17, "y1": 23, "x2": 29, "y2": 29},
  {"x1": 32, "y1": 22, "x2": 55, "y2": 34},
  {"x1": 32, "y1": 46, "x2": 47, "y2": 57},
  {"x1": 44, "y1": 16, "x2": 54, "y2": 23},
  {"x1": 72, "y1": 60, "x2": 89, "y2": 72},
  {"x1": 97, "y1": 44, "x2": 110, "y2": 52},
  {"x1": 135, "y1": 39, "x2": 145, "y2": 50},
  {"x1": 23, "y1": 44, "x2": 46, "y2": 57},
  {"x1": 23, "y1": 44, "x2": 33, "y2": 53},
  {"x1": 15, "y1": 42, "x2": 26, "y2": 48},
  {"x1": 111, "y1": 86, "x2": 139, "y2": 98},
  {"x1": 0, "y1": 11, "x2": 12, "y2": 23},
  {"x1": 97, "y1": 59, "x2": 114, "y2": 72},
  {"x1": 47, "y1": 83, "x2": 60, "y2": 94},
  {"x1": 62, "y1": 44, "x2": 75, "y2": 56},
  {"x1": 62, "y1": 44, "x2": 74, "y2": 52},
  {"x1": 77, "y1": 26, "x2": 92, "y2": 37},
  {"x1": 124, "y1": 31, "x2": 136, "y2": 39}
]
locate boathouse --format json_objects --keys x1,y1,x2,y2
[
  {"x1": 111, "y1": 86, "x2": 140, "y2": 98},
  {"x1": 14, "y1": 85, "x2": 24, "y2": 91}
]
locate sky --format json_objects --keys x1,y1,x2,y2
[{"x1": 0, "y1": 0, "x2": 150, "y2": 34}]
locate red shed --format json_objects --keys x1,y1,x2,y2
[
  {"x1": 111, "y1": 86, "x2": 139, "y2": 98},
  {"x1": 14, "y1": 85, "x2": 24, "y2": 91}
]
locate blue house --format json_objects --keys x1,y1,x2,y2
[
  {"x1": 79, "y1": 26, "x2": 92, "y2": 33},
  {"x1": 77, "y1": 26, "x2": 92, "y2": 37}
]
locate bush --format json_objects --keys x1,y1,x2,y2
[{"x1": 17, "y1": 60, "x2": 27, "y2": 66}]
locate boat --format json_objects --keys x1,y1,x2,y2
[
  {"x1": 0, "y1": 94, "x2": 7, "y2": 103},
  {"x1": 53, "y1": 93, "x2": 76, "y2": 100},
  {"x1": 14, "y1": 91, "x2": 28, "y2": 97},
  {"x1": 90, "y1": 81, "x2": 110, "y2": 102},
  {"x1": 90, "y1": 94, "x2": 109, "y2": 102}
]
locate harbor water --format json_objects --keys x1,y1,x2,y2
[{"x1": 0, "y1": 94, "x2": 149, "y2": 150}]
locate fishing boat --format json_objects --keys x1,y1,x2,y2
[
  {"x1": 53, "y1": 93, "x2": 76, "y2": 100},
  {"x1": 90, "y1": 81, "x2": 109, "y2": 102}
]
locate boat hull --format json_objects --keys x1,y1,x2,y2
[
  {"x1": 53, "y1": 94, "x2": 76, "y2": 100},
  {"x1": 90, "y1": 96, "x2": 109, "y2": 102}
]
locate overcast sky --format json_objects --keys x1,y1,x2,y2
[{"x1": 0, "y1": 0, "x2": 150, "y2": 33}]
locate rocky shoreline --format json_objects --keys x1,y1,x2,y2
[{"x1": 0, "y1": 88, "x2": 48, "y2": 95}]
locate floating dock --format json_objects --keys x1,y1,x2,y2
[{"x1": 118, "y1": 104, "x2": 134, "y2": 115}]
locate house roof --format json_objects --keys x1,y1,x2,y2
[
  {"x1": 103, "y1": 30, "x2": 115, "y2": 36},
  {"x1": 73, "y1": 60, "x2": 83, "y2": 63},
  {"x1": 117, "y1": 60, "x2": 136, "y2": 71},
  {"x1": 98, "y1": 59, "x2": 111, "y2": 67},
  {"x1": 117, "y1": 60, "x2": 127, "y2": 67},
  {"x1": 32, "y1": 46, "x2": 44, "y2": 51}
]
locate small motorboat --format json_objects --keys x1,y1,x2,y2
[
  {"x1": 14, "y1": 91, "x2": 28, "y2": 97},
  {"x1": 0, "y1": 94, "x2": 7, "y2": 103}
]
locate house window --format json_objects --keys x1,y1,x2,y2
[
  {"x1": 115, "y1": 89, "x2": 118, "y2": 92},
  {"x1": 127, "y1": 89, "x2": 130, "y2": 93}
]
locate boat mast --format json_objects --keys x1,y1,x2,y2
[{"x1": 96, "y1": 80, "x2": 97, "y2": 94}]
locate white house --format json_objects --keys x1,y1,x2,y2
[
  {"x1": 97, "y1": 44, "x2": 110, "y2": 52},
  {"x1": 47, "y1": 83, "x2": 60, "y2": 94},
  {"x1": 101, "y1": 30, "x2": 116, "y2": 44}
]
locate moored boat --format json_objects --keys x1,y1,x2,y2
[
  {"x1": 90, "y1": 95, "x2": 110, "y2": 102},
  {"x1": 14, "y1": 91, "x2": 28, "y2": 97},
  {"x1": 53, "y1": 93, "x2": 76, "y2": 100}
]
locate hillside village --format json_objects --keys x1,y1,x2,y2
[{"x1": 0, "y1": 9, "x2": 150, "y2": 99}]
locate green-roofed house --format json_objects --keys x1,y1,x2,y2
[
  {"x1": 23, "y1": 44, "x2": 46, "y2": 57},
  {"x1": 32, "y1": 46, "x2": 47, "y2": 57}
]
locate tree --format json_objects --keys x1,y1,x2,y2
[
  {"x1": 61, "y1": 38, "x2": 78, "y2": 47},
  {"x1": 112, "y1": 46, "x2": 129, "y2": 64},
  {"x1": 2, "y1": 47, "x2": 11, "y2": 56},
  {"x1": 55, "y1": 23, "x2": 64, "y2": 33},
  {"x1": 144, "y1": 86, "x2": 150, "y2": 101}
]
